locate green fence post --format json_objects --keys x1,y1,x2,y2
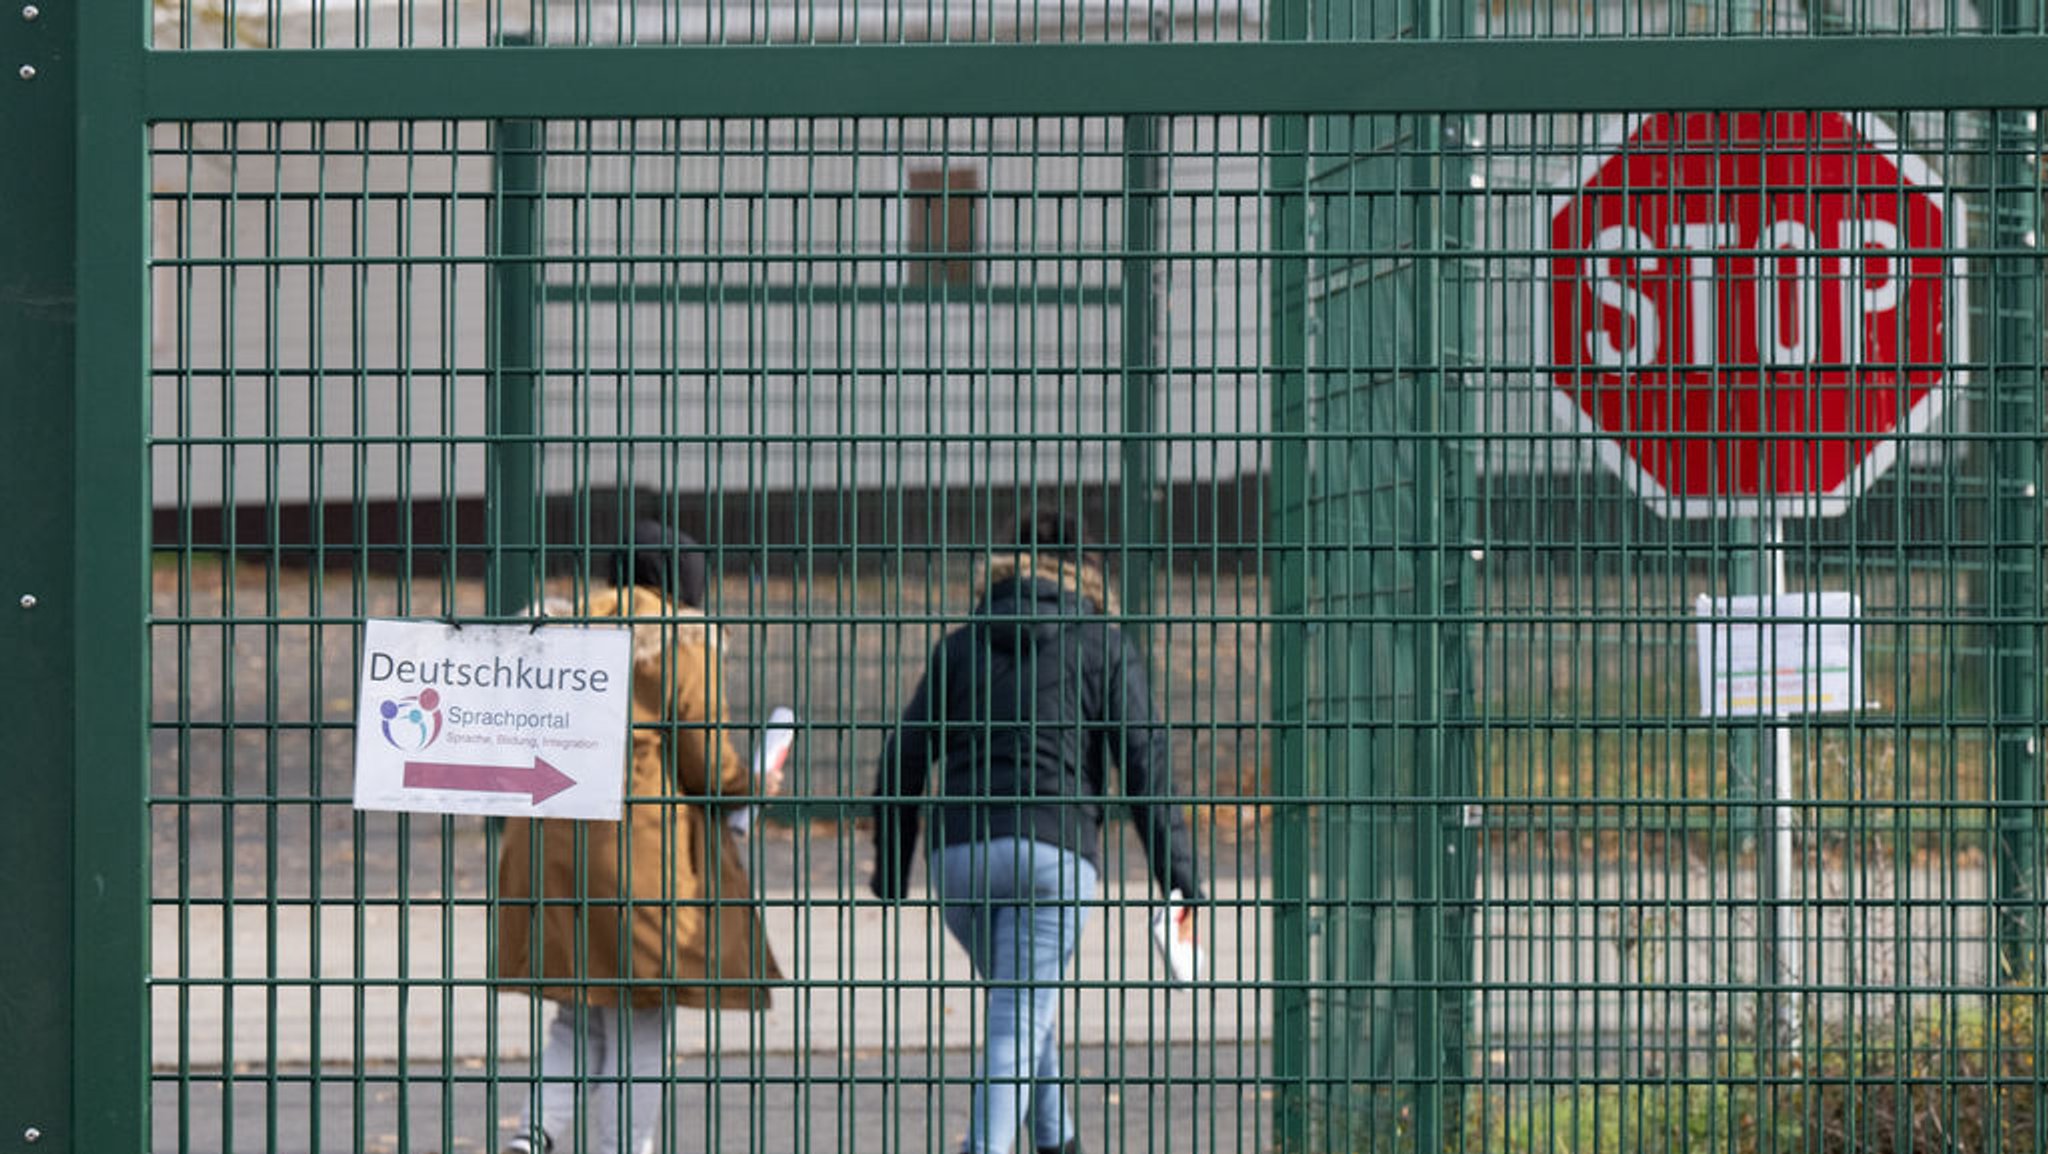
[
  {"x1": 68, "y1": 0, "x2": 152, "y2": 1149},
  {"x1": 1407, "y1": 0, "x2": 1478, "y2": 1131},
  {"x1": 1407, "y1": 108, "x2": 1451, "y2": 1152},
  {"x1": 1423, "y1": 98, "x2": 1479, "y2": 1154},
  {"x1": 1266, "y1": 7, "x2": 1314, "y2": 1142},
  {"x1": 1120, "y1": 100, "x2": 1159, "y2": 653},
  {"x1": 1989, "y1": 94, "x2": 2043, "y2": 989},
  {"x1": 1, "y1": 0, "x2": 81, "y2": 1146},
  {"x1": 491, "y1": 100, "x2": 541, "y2": 618}
]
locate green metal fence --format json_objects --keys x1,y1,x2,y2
[{"x1": 3, "y1": 0, "x2": 2046, "y2": 1151}]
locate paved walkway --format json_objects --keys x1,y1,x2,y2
[
  {"x1": 152, "y1": 814, "x2": 1992, "y2": 1067},
  {"x1": 152, "y1": 1039, "x2": 1269, "y2": 1154},
  {"x1": 151, "y1": 836, "x2": 1995, "y2": 1152},
  {"x1": 150, "y1": 869, "x2": 1273, "y2": 1069},
  {"x1": 152, "y1": 852, "x2": 1271, "y2": 1154}
]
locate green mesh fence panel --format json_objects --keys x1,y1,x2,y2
[{"x1": 10, "y1": 1, "x2": 2042, "y2": 1153}]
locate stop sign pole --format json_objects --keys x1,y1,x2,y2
[{"x1": 1549, "y1": 111, "x2": 1965, "y2": 1047}]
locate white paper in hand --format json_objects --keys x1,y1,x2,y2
[
  {"x1": 730, "y1": 706, "x2": 795, "y2": 835},
  {"x1": 1150, "y1": 889, "x2": 1204, "y2": 984}
]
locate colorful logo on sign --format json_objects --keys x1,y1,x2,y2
[{"x1": 379, "y1": 689, "x2": 444, "y2": 751}]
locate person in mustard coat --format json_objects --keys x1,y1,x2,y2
[{"x1": 496, "y1": 521, "x2": 783, "y2": 1154}]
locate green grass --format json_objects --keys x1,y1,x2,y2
[
  {"x1": 1460, "y1": 996, "x2": 2045, "y2": 1154},
  {"x1": 1468, "y1": 564, "x2": 2011, "y2": 849},
  {"x1": 1467, "y1": 1078, "x2": 1799, "y2": 1154}
]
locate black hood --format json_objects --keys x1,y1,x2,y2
[{"x1": 979, "y1": 576, "x2": 1092, "y2": 652}]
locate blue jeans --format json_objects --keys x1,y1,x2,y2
[{"x1": 933, "y1": 837, "x2": 1098, "y2": 1154}]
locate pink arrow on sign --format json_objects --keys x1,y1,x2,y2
[{"x1": 403, "y1": 757, "x2": 577, "y2": 804}]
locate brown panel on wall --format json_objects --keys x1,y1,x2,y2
[{"x1": 905, "y1": 163, "x2": 979, "y2": 288}]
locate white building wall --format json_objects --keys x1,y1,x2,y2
[
  {"x1": 149, "y1": 0, "x2": 1984, "y2": 513},
  {"x1": 151, "y1": 120, "x2": 497, "y2": 515},
  {"x1": 531, "y1": 117, "x2": 1131, "y2": 498},
  {"x1": 148, "y1": 2, "x2": 1274, "y2": 512}
]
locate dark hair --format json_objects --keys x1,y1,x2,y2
[
  {"x1": 612, "y1": 519, "x2": 709, "y2": 608},
  {"x1": 1013, "y1": 512, "x2": 1093, "y2": 555}
]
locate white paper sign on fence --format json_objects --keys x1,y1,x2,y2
[
  {"x1": 352, "y1": 618, "x2": 632, "y2": 820},
  {"x1": 1695, "y1": 592, "x2": 1863, "y2": 718}
]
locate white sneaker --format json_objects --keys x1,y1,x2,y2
[{"x1": 504, "y1": 1131, "x2": 553, "y2": 1154}]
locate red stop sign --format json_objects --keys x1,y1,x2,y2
[{"x1": 1549, "y1": 112, "x2": 1963, "y2": 519}]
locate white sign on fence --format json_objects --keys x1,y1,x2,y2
[
  {"x1": 1695, "y1": 591, "x2": 1864, "y2": 718},
  {"x1": 352, "y1": 618, "x2": 632, "y2": 820}
]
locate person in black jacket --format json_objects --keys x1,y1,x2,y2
[{"x1": 869, "y1": 513, "x2": 1206, "y2": 1154}]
